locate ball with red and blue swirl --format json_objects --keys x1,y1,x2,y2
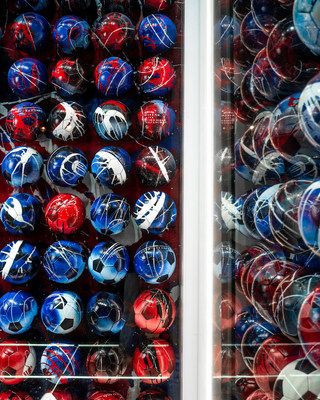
[
  {"x1": 51, "y1": 58, "x2": 87, "y2": 97},
  {"x1": 53, "y1": 16, "x2": 90, "y2": 55}
]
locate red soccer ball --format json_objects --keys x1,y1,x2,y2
[
  {"x1": 0, "y1": 340, "x2": 36, "y2": 385},
  {"x1": 253, "y1": 334, "x2": 304, "y2": 393},
  {"x1": 235, "y1": 370, "x2": 259, "y2": 400},
  {"x1": 0, "y1": 391, "x2": 33, "y2": 400},
  {"x1": 133, "y1": 289, "x2": 176, "y2": 334},
  {"x1": 45, "y1": 193, "x2": 85, "y2": 234},
  {"x1": 137, "y1": 390, "x2": 172, "y2": 400},
  {"x1": 87, "y1": 392, "x2": 124, "y2": 400},
  {"x1": 246, "y1": 390, "x2": 271, "y2": 400},
  {"x1": 40, "y1": 390, "x2": 76, "y2": 400},
  {"x1": 143, "y1": 0, "x2": 174, "y2": 10},
  {"x1": 133, "y1": 339, "x2": 175, "y2": 384}
]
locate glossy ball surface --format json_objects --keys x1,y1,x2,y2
[
  {"x1": 133, "y1": 339, "x2": 175, "y2": 384},
  {"x1": 135, "y1": 146, "x2": 176, "y2": 187},
  {"x1": 0, "y1": 193, "x2": 41, "y2": 234},
  {"x1": 41, "y1": 291, "x2": 83, "y2": 335},
  {"x1": 137, "y1": 100, "x2": 176, "y2": 141},
  {"x1": 143, "y1": 0, "x2": 174, "y2": 10},
  {"x1": 40, "y1": 390, "x2": 76, "y2": 400},
  {"x1": 40, "y1": 342, "x2": 82, "y2": 384},
  {"x1": 87, "y1": 392, "x2": 124, "y2": 400},
  {"x1": 51, "y1": 59, "x2": 87, "y2": 97},
  {"x1": 86, "y1": 292, "x2": 125, "y2": 335},
  {"x1": 240, "y1": 12, "x2": 268, "y2": 54},
  {"x1": 45, "y1": 194, "x2": 85, "y2": 234},
  {"x1": 0, "y1": 240, "x2": 39, "y2": 284},
  {"x1": 6, "y1": 102, "x2": 46, "y2": 142},
  {"x1": 53, "y1": 16, "x2": 90, "y2": 55},
  {"x1": 94, "y1": 57, "x2": 134, "y2": 97},
  {"x1": 137, "y1": 57, "x2": 176, "y2": 97},
  {"x1": 133, "y1": 191, "x2": 177, "y2": 234},
  {"x1": 12, "y1": 12, "x2": 50, "y2": 53},
  {"x1": 0, "y1": 291, "x2": 37, "y2": 334},
  {"x1": 93, "y1": 100, "x2": 131, "y2": 141},
  {"x1": 234, "y1": 305, "x2": 263, "y2": 345},
  {"x1": 49, "y1": 101, "x2": 87, "y2": 141},
  {"x1": 134, "y1": 240, "x2": 176, "y2": 284},
  {"x1": 134, "y1": 289, "x2": 176, "y2": 333},
  {"x1": 43, "y1": 241, "x2": 86, "y2": 284},
  {"x1": 251, "y1": 0, "x2": 288, "y2": 34},
  {"x1": 2, "y1": 147, "x2": 43, "y2": 187},
  {"x1": 138, "y1": 14, "x2": 177, "y2": 54},
  {"x1": 90, "y1": 193, "x2": 130, "y2": 236},
  {"x1": 46, "y1": 146, "x2": 88, "y2": 187},
  {"x1": 8, "y1": 58, "x2": 47, "y2": 98},
  {"x1": 86, "y1": 344, "x2": 128, "y2": 384},
  {"x1": 0, "y1": 340, "x2": 36, "y2": 385},
  {"x1": 294, "y1": 0, "x2": 320, "y2": 55},
  {"x1": 91, "y1": 146, "x2": 131, "y2": 186},
  {"x1": 88, "y1": 240, "x2": 129, "y2": 284},
  {"x1": 92, "y1": 13, "x2": 134, "y2": 52}
]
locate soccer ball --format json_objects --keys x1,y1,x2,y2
[
  {"x1": 294, "y1": 0, "x2": 320, "y2": 55},
  {"x1": 40, "y1": 390, "x2": 76, "y2": 400},
  {"x1": 0, "y1": 340, "x2": 36, "y2": 385},
  {"x1": 274, "y1": 358, "x2": 320, "y2": 400},
  {"x1": 41, "y1": 291, "x2": 83, "y2": 334}
]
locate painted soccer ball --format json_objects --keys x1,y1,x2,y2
[
  {"x1": 0, "y1": 193, "x2": 41, "y2": 234},
  {"x1": 0, "y1": 291, "x2": 38, "y2": 334},
  {"x1": 135, "y1": 146, "x2": 176, "y2": 187},
  {"x1": 91, "y1": 146, "x2": 132, "y2": 186},
  {"x1": 137, "y1": 100, "x2": 176, "y2": 141},
  {"x1": 1, "y1": 147, "x2": 43, "y2": 187},
  {"x1": 93, "y1": 100, "x2": 131, "y2": 141},
  {"x1": 45, "y1": 194, "x2": 85, "y2": 234},
  {"x1": 46, "y1": 146, "x2": 88, "y2": 187},
  {"x1": 88, "y1": 241, "x2": 129, "y2": 284},
  {"x1": 40, "y1": 390, "x2": 76, "y2": 400},
  {"x1": 134, "y1": 240, "x2": 176, "y2": 284},
  {"x1": 133, "y1": 191, "x2": 177, "y2": 234},
  {"x1": 240, "y1": 12, "x2": 268, "y2": 54},
  {"x1": 0, "y1": 240, "x2": 40, "y2": 284},
  {"x1": 41, "y1": 291, "x2": 83, "y2": 334},
  {"x1": 92, "y1": 13, "x2": 134, "y2": 51},
  {"x1": 251, "y1": 0, "x2": 288, "y2": 34},
  {"x1": 234, "y1": 305, "x2": 264, "y2": 346},
  {"x1": 8, "y1": 58, "x2": 48, "y2": 98},
  {"x1": 86, "y1": 343, "x2": 128, "y2": 384},
  {"x1": 294, "y1": 0, "x2": 320, "y2": 55},
  {"x1": 246, "y1": 390, "x2": 271, "y2": 400},
  {"x1": 48, "y1": 101, "x2": 87, "y2": 141},
  {"x1": 94, "y1": 57, "x2": 134, "y2": 97},
  {"x1": 235, "y1": 373, "x2": 259, "y2": 400},
  {"x1": 87, "y1": 392, "x2": 124, "y2": 400},
  {"x1": 86, "y1": 292, "x2": 125, "y2": 335},
  {"x1": 0, "y1": 340, "x2": 36, "y2": 385},
  {"x1": 133, "y1": 339, "x2": 175, "y2": 384},
  {"x1": 242, "y1": 187, "x2": 267, "y2": 239},
  {"x1": 143, "y1": 0, "x2": 174, "y2": 10},
  {"x1": 274, "y1": 358, "x2": 320, "y2": 400},
  {"x1": 11, "y1": 12, "x2": 50, "y2": 53},
  {"x1": 137, "y1": 57, "x2": 176, "y2": 97},
  {"x1": 90, "y1": 193, "x2": 130, "y2": 236},
  {"x1": 138, "y1": 14, "x2": 177, "y2": 54},
  {"x1": 53, "y1": 16, "x2": 90, "y2": 55},
  {"x1": 51, "y1": 58, "x2": 87, "y2": 97},
  {"x1": 40, "y1": 342, "x2": 82, "y2": 384},
  {"x1": 0, "y1": 391, "x2": 33, "y2": 400},
  {"x1": 137, "y1": 390, "x2": 172, "y2": 400},
  {"x1": 43, "y1": 241, "x2": 86, "y2": 284},
  {"x1": 133, "y1": 289, "x2": 176, "y2": 333},
  {"x1": 6, "y1": 102, "x2": 46, "y2": 142}
]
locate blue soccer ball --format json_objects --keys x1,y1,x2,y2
[
  {"x1": 88, "y1": 240, "x2": 129, "y2": 284},
  {"x1": 0, "y1": 193, "x2": 41, "y2": 234},
  {"x1": 234, "y1": 305, "x2": 264, "y2": 346},
  {"x1": 133, "y1": 191, "x2": 177, "y2": 234},
  {"x1": 138, "y1": 14, "x2": 177, "y2": 54},
  {"x1": 46, "y1": 146, "x2": 88, "y2": 187},
  {"x1": 2, "y1": 147, "x2": 44, "y2": 187},
  {"x1": 294, "y1": 0, "x2": 320, "y2": 55},
  {"x1": 41, "y1": 291, "x2": 83, "y2": 334},
  {"x1": 94, "y1": 57, "x2": 134, "y2": 97},
  {"x1": 0, "y1": 240, "x2": 40, "y2": 284},
  {"x1": 41, "y1": 342, "x2": 82, "y2": 384},
  {"x1": 12, "y1": 12, "x2": 51, "y2": 53},
  {"x1": 43, "y1": 241, "x2": 86, "y2": 284},
  {"x1": 53, "y1": 15, "x2": 91, "y2": 55},
  {"x1": 86, "y1": 292, "x2": 125, "y2": 335},
  {"x1": 90, "y1": 193, "x2": 131, "y2": 236},
  {"x1": 91, "y1": 146, "x2": 132, "y2": 186},
  {"x1": 134, "y1": 240, "x2": 176, "y2": 284},
  {"x1": 0, "y1": 290, "x2": 38, "y2": 334}
]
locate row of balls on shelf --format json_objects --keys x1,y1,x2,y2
[
  {"x1": 1, "y1": 145, "x2": 177, "y2": 188},
  {"x1": 0, "y1": 190, "x2": 177, "y2": 236},
  {"x1": 0, "y1": 287, "x2": 176, "y2": 335},
  {"x1": 0, "y1": 238, "x2": 176, "y2": 285},
  {"x1": 8, "y1": 11, "x2": 177, "y2": 56},
  {"x1": 0, "y1": 338, "x2": 175, "y2": 386},
  {"x1": 5, "y1": 99, "x2": 176, "y2": 143}
]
